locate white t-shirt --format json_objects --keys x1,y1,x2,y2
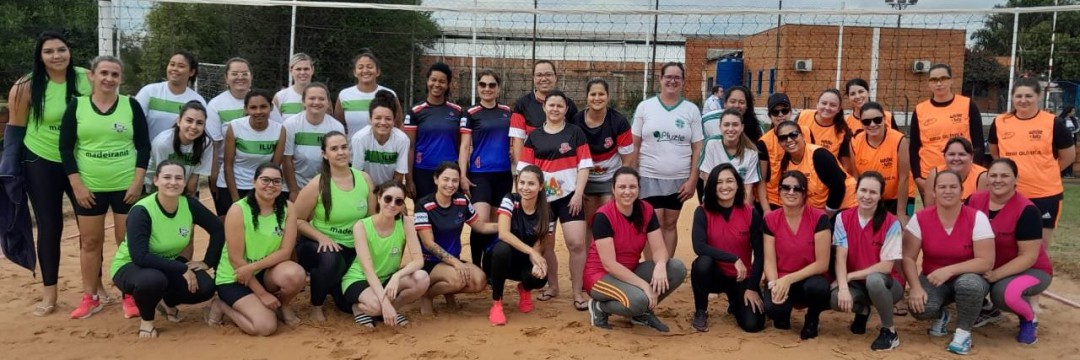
[
  {"x1": 205, "y1": 91, "x2": 248, "y2": 142},
  {"x1": 631, "y1": 97, "x2": 704, "y2": 179},
  {"x1": 905, "y1": 210, "x2": 995, "y2": 241},
  {"x1": 833, "y1": 214, "x2": 903, "y2": 261},
  {"x1": 702, "y1": 94, "x2": 723, "y2": 115},
  {"x1": 134, "y1": 82, "x2": 206, "y2": 141},
  {"x1": 338, "y1": 85, "x2": 396, "y2": 139},
  {"x1": 274, "y1": 86, "x2": 304, "y2": 118},
  {"x1": 350, "y1": 125, "x2": 410, "y2": 185},
  {"x1": 217, "y1": 117, "x2": 284, "y2": 190},
  {"x1": 700, "y1": 109, "x2": 724, "y2": 138},
  {"x1": 283, "y1": 112, "x2": 346, "y2": 189},
  {"x1": 145, "y1": 128, "x2": 214, "y2": 187},
  {"x1": 698, "y1": 137, "x2": 761, "y2": 184}
]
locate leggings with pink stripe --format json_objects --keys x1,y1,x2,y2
[{"x1": 990, "y1": 269, "x2": 1052, "y2": 321}]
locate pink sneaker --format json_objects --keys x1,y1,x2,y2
[
  {"x1": 122, "y1": 295, "x2": 140, "y2": 319},
  {"x1": 70, "y1": 294, "x2": 103, "y2": 319},
  {"x1": 489, "y1": 300, "x2": 507, "y2": 326},
  {"x1": 517, "y1": 283, "x2": 534, "y2": 313}
]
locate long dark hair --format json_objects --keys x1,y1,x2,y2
[
  {"x1": 169, "y1": 51, "x2": 199, "y2": 86},
  {"x1": 779, "y1": 170, "x2": 809, "y2": 206},
  {"x1": 245, "y1": 163, "x2": 287, "y2": 231},
  {"x1": 1060, "y1": 106, "x2": 1075, "y2": 119},
  {"x1": 775, "y1": 120, "x2": 802, "y2": 175},
  {"x1": 318, "y1": 131, "x2": 349, "y2": 221},
  {"x1": 703, "y1": 163, "x2": 745, "y2": 213},
  {"x1": 818, "y1": 88, "x2": 850, "y2": 137},
  {"x1": 856, "y1": 171, "x2": 889, "y2": 232},
  {"x1": 172, "y1": 100, "x2": 208, "y2": 166},
  {"x1": 25, "y1": 32, "x2": 82, "y2": 123},
  {"x1": 518, "y1": 165, "x2": 552, "y2": 240},
  {"x1": 374, "y1": 180, "x2": 408, "y2": 219},
  {"x1": 611, "y1": 167, "x2": 647, "y2": 232},
  {"x1": 724, "y1": 86, "x2": 762, "y2": 140}
]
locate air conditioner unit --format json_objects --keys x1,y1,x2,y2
[
  {"x1": 794, "y1": 59, "x2": 812, "y2": 72},
  {"x1": 913, "y1": 60, "x2": 932, "y2": 73}
]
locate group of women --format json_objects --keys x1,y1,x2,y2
[{"x1": 0, "y1": 32, "x2": 1070, "y2": 353}]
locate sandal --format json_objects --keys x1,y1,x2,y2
[
  {"x1": 157, "y1": 303, "x2": 182, "y2": 323},
  {"x1": 536, "y1": 288, "x2": 558, "y2": 302},
  {"x1": 137, "y1": 327, "x2": 158, "y2": 339},
  {"x1": 574, "y1": 300, "x2": 589, "y2": 312},
  {"x1": 893, "y1": 304, "x2": 909, "y2": 317},
  {"x1": 394, "y1": 314, "x2": 409, "y2": 326},
  {"x1": 353, "y1": 314, "x2": 375, "y2": 328},
  {"x1": 32, "y1": 303, "x2": 56, "y2": 317}
]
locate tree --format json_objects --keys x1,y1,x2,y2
[
  {"x1": 0, "y1": 0, "x2": 98, "y2": 95},
  {"x1": 972, "y1": 0, "x2": 1080, "y2": 80}
]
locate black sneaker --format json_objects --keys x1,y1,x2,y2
[
  {"x1": 692, "y1": 310, "x2": 709, "y2": 332},
  {"x1": 774, "y1": 318, "x2": 791, "y2": 330},
  {"x1": 871, "y1": 328, "x2": 900, "y2": 351},
  {"x1": 800, "y1": 320, "x2": 819, "y2": 340},
  {"x1": 630, "y1": 312, "x2": 670, "y2": 333},
  {"x1": 850, "y1": 313, "x2": 869, "y2": 334},
  {"x1": 588, "y1": 299, "x2": 611, "y2": 329}
]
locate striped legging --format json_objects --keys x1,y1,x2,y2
[{"x1": 589, "y1": 260, "x2": 686, "y2": 317}]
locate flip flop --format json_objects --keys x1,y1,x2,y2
[
  {"x1": 894, "y1": 304, "x2": 909, "y2": 316},
  {"x1": 574, "y1": 300, "x2": 589, "y2": 312},
  {"x1": 537, "y1": 289, "x2": 557, "y2": 302},
  {"x1": 157, "y1": 303, "x2": 182, "y2": 323},
  {"x1": 138, "y1": 327, "x2": 158, "y2": 339},
  {"x1": 32, "y1": 304, "x2": 56, "y2": 317}
]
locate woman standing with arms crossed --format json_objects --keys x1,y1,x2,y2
[
  {"x1": 404, "y1": 62, "x2": 462, "y2": 199},
  {"x1": 282, "y1": 83, "x2": 345, "y2": 200},
  {"x1": 211, "y1": 163, "x2": 307, "y2": 335},
  {"x1": 631, "y1": 62, "x2": 703, "y2": 260},
  {"x1": 903, "y1": 170, "x2": 994, "y2": 355},
  {"x1": 135, "y1": 51, "x2": 205, "y2": 140},
  {"x1": 989, "y1": 78, "x2": 1075, "y2": 247},
  {"x1": 60, "y1": 55, "x2": 151, "y2": 319},
  {"x1": 762, "y1": 171, "x2": 832, "y2": 340},
  {"x1": 848, "y1": 102, "x2": 913, "y2": 221},
  {"x1": 273, "y1": 53, "x2": 314, "y2": 118},
  {"x1": 145, "y1": 101, "x2": 212, "y2": 196},
  {"x1": 1, "y1": 32, "x2": 90, "y2": 316},
  {"x1": 335, "y1": 52, "x2": 399, "y2": 138},
  {"x1": 924, "y1": 137, "x2": 988, "y2": 207},
  {"x1": 569, "y1": 78, "x2": 633, "y2": 244},
  {"x1": 519, "y1": 90, "x2": 592, "y2": 309},
  {"x1": 459, "y1": 69, "x2": 514, "y2": 266},
  {"x1": 216, "y1": 91, "x2": 286, "y2": 217},
  {"x1": 341, "y1": 181, "x2": 430, "y2": 328}
]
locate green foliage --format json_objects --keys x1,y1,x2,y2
[
  {"x1": 972, "y1": 0, "x2": 1080, "y2": 79},
  {"x1": 0, "y1": 0, "x2": 98, "y2": 97}
]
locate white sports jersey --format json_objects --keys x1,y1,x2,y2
[
  {"x1": 135, "y1": 81, "x2": 206, "y2": 140},
  {"x1": 217, "y1": 117, "x2": 283, "y2": 190},
  {"x1": 145, "y1": 128, "x2": 214, "y2": 187},
  {"x1": 697, "y1": 137, "x2": 761, "y2": 184},
  {"x1": 631, "y1": 97, "x2": 704, "y2": 179},
  {"x1": 338, "y1": 85, "x2": 396, "y2": 139},
  {"x1": 274, "y1": 86, "x2": 304, "y2": 117},
  {"x1": 350, "y1": 125, "x2": 410, "y2": 185},
  {"x1": 283, "y1": 112, "x2": 345, "y2": 189}
]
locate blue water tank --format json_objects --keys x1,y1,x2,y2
[{"x1": 715, "y1": 57, "x2": 744, "y2": 90}]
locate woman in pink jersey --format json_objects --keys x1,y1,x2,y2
[
  {"x1": 584, "y1": 167, "x2": 686, "y2": 332},
  {"x1": 763, "y1": 171, "x2": 831, "y2": 340},
  {"x1": 968, "y1": 158, "x2": 1052, "y2": 345},
  {"x1": 902, "y1": 169, "x2": 994, "y2": 355}
]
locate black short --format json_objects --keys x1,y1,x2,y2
[
  {"x1": 1030, "y1": 195, "x2": 1063, "y2": 229},
  {"x1": 216, "y1": 272, "x2": 267, "y2": 307},
  {"x1": 73, "y1": 190, "x2": 134, "y2": 216},
  {"x1": 550, "y1": 193, "x2": 585, "y2": 223},
  {"x1": 882, "y1": 199, "x2": 915, "y2": 216},
  {"x1": 422, "y1": 260, "x2": 441, "y2": 274},
  {"x1": 213, "y1": 187, "x2": 251, "y2": 216},
  {"x1": 412, "y1": 168, "x2": 437, "y2": 199},
  {"x1": 643, "y1": 193, "x2": 684, "y2": 211},
  {"x1": 469, "y1": 171, "x2": 513, "y2": 204},
  {"x1": 343, "y1": 276, "x2": 390, "y2": 304}
]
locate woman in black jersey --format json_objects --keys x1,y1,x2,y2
[
  {"x1": 690, "y1": 163, "x2": 765, "y2": 333},
  {"x1": 483, "y1": 165, "x2": 552, "y2": 326},
  {"x1": 571, "y1": 78, "x2": 633, "y2": 243}
]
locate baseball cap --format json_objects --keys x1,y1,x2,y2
[{"x1": 767, "y1": 93, "x2": 791, "y2": 109}]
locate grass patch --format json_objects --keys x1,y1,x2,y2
[{"x1": 1050, "y1": 184, "x2": 1080, "y2": 279}]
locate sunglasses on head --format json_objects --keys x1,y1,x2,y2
[
  {"x1": 780, "y1": 184, "x2": 807, "y2": 193},
  {"x1": 381, "y1": 195, "x2": 405, "y2": 206},
  {"x1": 769, "y1": 108, "x2": 791, "y2": 117},
  {"x1": 478, "y1": 81, "x2": 498, "y2": 89},
  {"x1": 860, "y1": 116, "x2": 884, "y2": 126},
  {"x1": 777, "y1": 130, "x2": 800, "y2": 142}
]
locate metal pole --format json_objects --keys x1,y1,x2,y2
[
  {"x1": 98, "y1": 0, "x2": 115, "y2": 57},
  {"x1": 470, "y1": 0, "x2": 478, "y2": 105},
  {"x1": 650, "y1": 0, "x2": 659, "y2": 100},
  {"x1": 532, "y1": 0, "x2": 537, "y2": 64},
  {"x1": 774, "y1": 1, "x2": 782, "y2": 72},
  {"x1": 288, "y1": 0, "x2": 297, "y2": 86},
  {"x1": 1046, "y1": 0, "x2": 1058, "y2": 108},
  {"x1": 642, "y1": 0, "x2": 650, "y2": 100},
  {"x1": 892, "y1": 13, "x2": 900, "y2": 109},
  {"x1": 835, "y1": 1, "x2": 844, "y2": 89},
  {"x1": 1007, "y1": 11, "x2": 1019, "y2": 112}
]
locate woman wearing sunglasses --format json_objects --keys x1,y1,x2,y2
[
  {"x1": 843, "y1": 78, "x2": 897, "y2": 132},
  {"x1": 924, "y1": 137, "x2": 987, "y2": 207},
  {"x1": 342, "y1": 181, "x2": 430, "y2": 328},
  {"x1": 848, "y1": 102, "x2": 914, "y2": 222},
  {"x1": 774, "y1": 121, "x2": 856, "y2": 215},
  {"x1": 763, "y1": 171, "x2": 832, "y2": 340},
  {"x1": 756, "y1": 93, "x2": 800, "y2": 210}
]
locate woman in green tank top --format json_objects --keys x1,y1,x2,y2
[
  {"x1": 209, "y1": 163, "x2": 306, "y2": 336},
  {"x1": 2, "y1": 32, "x2": 91, "y2": 317},
  {"x1": 294, "y1": 131, "x2": 376, "y2": 321},
  {"x1": 341, "y1": 181, "x2": 429, "y2": 327}
]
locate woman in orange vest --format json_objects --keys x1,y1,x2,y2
[
  {"x1": 989, "y1": 78, "x2": 1075, "y2": 247},
  {"x1": 797, "y1": 89, "x2": 853, "y2": 173},
  {"x1": 775, "y1": 121, "x2": 856, "y2": 215},
  {"x1": 756, "y1": 93, "x2": 797, "y2": 211},
  {"x1": 844, "y1": 78, "x2": 897, "y2": 132},
  {"x1": 909, "y1": 63, "x2": 985, "y2": 199},
  {"x1": 924, "y1": 137, "x2": 987, "y2": 207},
  {"x1": 848, "y1": 102, "x2": 913, "y2": 222}
]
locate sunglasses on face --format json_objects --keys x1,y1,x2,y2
[
  {"x1": 780, "y1": 184, "x2": 807, "y2": 193},
  {"x1": 257, "y1": 177, "x2": 283, "y2": 186},
  {"x1": 769, "y1": 108, "x2": 791, "y2": 117},
  {"x1": 777, "y1": 130, "x2": 800, "y2": 142},
  {"x1": 382, "y1": 195, "x2": 405, "y2": 206},
  {"x1": 861, "y1": 116, "x2": 884, "y2": 126},
  {"x1": 478, "y1": 81, "x2": 498, "y2": 89}
]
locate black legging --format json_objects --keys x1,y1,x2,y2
[
  {"x1": 763, "y1": 274, "x2": 830, "y2": 327},
  {"x1": 23, "y1": 155, "x2": 76, "y2": 287},
  {"x1": 112, "y1": 262, "x2": 215, "y2": 321},
  {"x1": 691, "y1": 256, "x2": 765, "y2": 333},
  {"x1": 470, "y1": 231, "x2": 494, "y2": 266},
  {"x1": 295, "y1": 236, "x2": 356, "y2": 312},
  {"x1": 482, "y1": 241, "x2": 547, "y2": 301}
]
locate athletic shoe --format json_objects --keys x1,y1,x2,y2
[
  {"x1": 871, "y1": 328, "x2": 900, "y2": 351},
  {"x1": 850, "y1": 313, "x2": 869, "y2": 334},
  {"x1": 1017, "y1": 320, "x2": 1038, "y2": 345},
  {"x1": 517, "y1": 283, "x2": 534, "y2": 313},
  {"x1": 489, "y1": 300, "x2": 507, "y2": 326},
  {"x1": 692, "y1": 310, "x2": 709, "y2": 332},
  {"x1": 947, "y1": 332, "x2": 972, "y2": 355},
  {"x1": 800, "y1": 320, "x2": 819, "y2": 340},
  {"x1": 928, "y1": 309, "x2": 950, "y2": 337},
  {"x1": 587, "y1": 299, "x2": 611, "y2": 329},
  {"x1": 973, "y1": 308, "x2": 1004, "y2": 328},
  {"x1": 631, "y1": 312, "x2": 670, "y2": 333},
  {"x1": 70, "y1": 294, "x2": 103, "y2": 319},
  {"x1": 122, "y1": 295, "x2": 140, "y2": 319}
]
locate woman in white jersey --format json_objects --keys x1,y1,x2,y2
[
  {"x1": 351, "y1": 90, "x2": 410, "y2": 185},
  {"x1": 282, "y1": 83, "x2": 344, "y2": 201},
  {"x1": 215, "y1": 90, "x2": 286, "y2": 217},
  {"x1": 273, "y1": 53, "x2": 314, "y2": 118},
  {"x1": 208, "y1": 58, "x2": 255, "y2": 212},
  {"x1": 146, "y1": 100, "x2": 212, "y2": 196},
  {"x1": 631, "y1": 61, "x2": 704, "y2": 258},
  {"x1": 135, "y1": 51, "x2": 205, "y2": 141},
  {"x1": 335, "y1": 51, "x2": 399, "y2": 138},
  {"x1": 697, "y1": 108, "x2": 765, "y2": 209}
]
